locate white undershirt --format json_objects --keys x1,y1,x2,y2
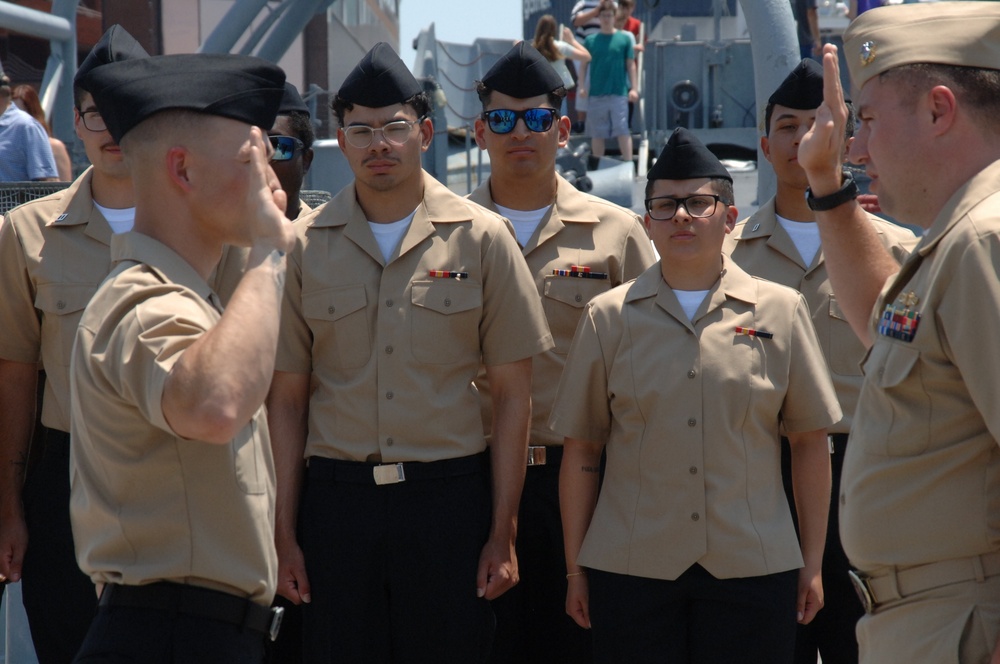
[
  {"x1": 369, "y1": 211, "x2": 415, "y2": 262},
  {"x1": 776, "y1": 214, "x2": 822, "y2": 266},
  {"x1": 495, "y1": 203, "x2": 551, "y2": 247},
  {"x1": 674, "y1": 289, "x2": 709, "y2": 320},
  {"x1": 94, "y1": 202, "x2": 135, "y2": 234}
]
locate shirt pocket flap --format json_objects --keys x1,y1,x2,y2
[
  {"x1": 867, "y1": 341, "x2": 919, "y2": 389},
  {"x1": 829, "y1": 296, "x2": 847, "y2": 321},
  {"x1": 302, "y1": 285, "x2": 367, "y2": 323},
  {"x1": 34, "y1": 283, "x2": 97, "y2": 316},
  {"x1": 544, "y1": 276, "x2": 609, "y2": 309},
  {"x1": 411, "y1": 280, "x2": 482, "y2": 315}
]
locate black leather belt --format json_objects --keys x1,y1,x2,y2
[
  {"x1": 99, "y1": 582, "x2": 283, "y2": 641},
  {"x1": 308, "y1": 451, "x2": 488, "y2": 486}
]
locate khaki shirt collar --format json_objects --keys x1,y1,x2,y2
[
  {"x1": 917, "y1": 158, "x2": 1000, "y2": 257},
  {"x1": 110, "y1": 231, "x2": 218, "y2": 308},
  {"x1": 311, "y1": 170, "x2": 478, "y2": 265},
  {"x1": 626, "y1": 256, "x2": 759, "y2": 327},
  {"x1": 733, "y1": 197, "x2": 817, "y2": 271},
  {"x1": 46, "y1": 167, "x2": 114, "y2": 247},
  {"x1": 469, "y1": 174, "x2": 600, "y2": 254}
]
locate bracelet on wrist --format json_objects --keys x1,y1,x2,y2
[{"x1": 566, "y1": 571, "x2": 586, "y2": 578}]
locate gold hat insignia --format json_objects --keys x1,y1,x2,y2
[{"x1": 860, "y1": 40, "x2": 877, "y2": 67}]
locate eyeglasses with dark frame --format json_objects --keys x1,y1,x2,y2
[
  {"x1": 644, "y1": 194, "x2": 724, "y2": 221},
  {"x1": 269, "y1": 135, "x2": 304, "y2": 162},
  {"x1": 342, "y1": 119, "x2": 421, "y2": 149},
  {"x1": 79, "y1": 110, "x2": 107, "y2": 133},
  {"x1": 482, "y1": 108, "x2": 558, "y2": 135}
]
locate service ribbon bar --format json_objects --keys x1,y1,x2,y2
[{"x1": 735, "y1": 326, "x2": 774, "y2": 340}]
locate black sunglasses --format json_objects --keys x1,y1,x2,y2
[
  {"x1": 482, "y1": 108, "x2": 558, "y2": 134},
  {"x1": 269, "y1": 135, "x2": 304, "y2": 162}
]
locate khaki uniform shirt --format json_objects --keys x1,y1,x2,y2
[
  {"x1": 724, "y1": 199, "x2": 917, "y2": 433},
  {"x1": 0, "y1": 170, "x2": 110, "y2": 433},
  {"x1": 276, "y1": 171, "x2": 553, "y2": 462},
  {"x1": 468, "y1": 175, "x2": 656, "y2": 446},
  {"x1": 550, "y1": 259, "x2": 841, "y2": 580},
  {"x1": 842, "y1": 159, "x2": 1000, "y2": 572},
  {"x1": 0, "y1": 169, "x2": 246, "y2": 433},
  {"x1": 70, "y1": 232, "x2": 277, "y2": 605}
]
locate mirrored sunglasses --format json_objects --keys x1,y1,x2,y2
[
  {"x1": 269, "y1": 135, "x2": 304, "y2": 162},
  {"x1": 482, "y1": 108, "x2": 557, "y2": 135}
]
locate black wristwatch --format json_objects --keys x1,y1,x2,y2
[{"x1": 805, "y1": 171, "x2": 859, "y2": 211}]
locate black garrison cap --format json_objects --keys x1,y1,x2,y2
[
  {"x1": 648, "y1": 127, "x2": 732, "y2": 183},
  {"x1": 82, "y1": 53, "x2": 285, "y2": 144},
  {"x1": 338, "y1": 42, "x2": 422, "y2": 107},
  {"x1": 767, "y1": 58, "x2": 825, "y2": 110},
  {"x1": 279, "y1": 81, "x2": 310, "y2": 116},
  {"x1": 480, "y1": 42, "x2": 565, "y2": 97},
  {"x1": 74, "y1": 24, "x2": 149, "y2": 91}
]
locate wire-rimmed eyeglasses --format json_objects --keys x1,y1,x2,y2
[{"x1": 342, "y1": 119, "x2": 420, "y2": 149}]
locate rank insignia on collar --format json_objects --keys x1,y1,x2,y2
[{"x1": 860, "y1": 41, "x2": 877, "y2": 67}]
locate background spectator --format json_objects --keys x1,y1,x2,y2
[
  {"x1": 532, "y1": 15, "x2": 591, "y2": 117},
  {"x1": 0, "y1": 73, "x2": 58, "y2": 182},
  {"x1": 12, "y1": 84, "x2": 72, "y2": 181}
]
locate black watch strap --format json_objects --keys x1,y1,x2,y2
[{"x1": 805, "y1": 171, "x2": 859, "y2": 211}]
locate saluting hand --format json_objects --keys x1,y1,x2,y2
[
  {"x1": 243, "y1": 126, "x2": 295, "y2": 257},
  {"x1": 799, "y1": 44, "x2": 851, "y2": 197}
]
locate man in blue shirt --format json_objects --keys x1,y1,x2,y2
[{"x1": 0, "y1": 74, "x2": 58, "y2": 182}]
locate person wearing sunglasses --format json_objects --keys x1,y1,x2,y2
[
  {"x1": 268, "y1": 82, "x2": 314, "y2": 222},
  {"x1": 0, "y1": 26, "x2": 149, "y2": 664},
  {"x1": 469, "y1": 41, "x2": 654, "y2": 664},
  {"x1": 266, "y1": 42, "x2": 552, "y2": 662},
  {"x1": 553, "y1": 127, "x2": 839, "y2": 663}
]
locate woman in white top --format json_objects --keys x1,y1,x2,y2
[{"x1": 532, "y1": 14, "x2": 590, "y2": 116}]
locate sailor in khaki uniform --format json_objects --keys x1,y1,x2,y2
[
  {"x1": 723, "y1": 59, "x2": 917, "y2": 664},
  {"x1": 269, "y1": 81, "x2": 315, "y2": 222},
  {"x1": 266, "y1": 43, "x2": 552, "y2": 662},
  {"x1": 468, "y1": 42, "x2": 655, "y2": 663},
  {"x1": 70, "y1": 53, "x2": 291, "y2": 662},
  {"x1": 797, "y1": 4, "x2": 1000, "y2": 662},
  {"x1": 552, "y1": 129, "x2": 840, "y2": 663},
  {"x1": 0, "y1": 26, "x2": 147, "y2": 664}
]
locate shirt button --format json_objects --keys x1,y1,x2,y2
[
  {"x1": 386, "y1": 299, "x2": 393, "y2": 307},
  {"x1": 691, "y1": 513, "x2": 700, "y2": 521},
  {"x1": 805, "y1": 273, "x2": 813, "y2": 281},
  {"x1": 840, "y1": 494, "x2": 846, "y2": 506},
  {"x1": 385, "y1": 346, "x2": 393, "y2": 354},
  {"x1": 444, "y1": 298, "x2": 452, "y2": 307},
  {"x1": 386, "y1": 391, "x2": 394, "y2": 400},
  {"x1": 687, "y1": 370, "x2": 696, "y2": 378},
  {"x1": 688, "y1": 418, "x2": 697, "y2": 427},
  {"x1": 386, "y1": 438, "x2": 394, "y2": 446},
  {"x1": 328, "y1": 306, "x2": 336, "y2": 315},
  {"x1": 689, "y1": 466, "x2": 698, "y2": 475},
  {"x1": 57, "y1": 300, "x2": 66, "y2": 310},
  {"x1": 878, "y1": 367, "x2": 885, "y2": 378},
  {"x1": 575, "y1": 294, "x2": 583, "y2": 303}
]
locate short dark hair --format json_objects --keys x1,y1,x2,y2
[
  {"x1": 880, "y1": 63, "x2": 1000, "y2": 133},
  {"x1": 763, "y1": 100, "x2": 856, "y2": 140},
  {"x1": 475, "y1": 80, "x2": 566, "y2": 113},
  {"x1": 644, "y1": 176, "x2": 734, "y2": 207},
  {"x1": 331, "y1": 90, "x2": 432, "y2": 128},
  {"x1": 283, "y1": 112, "x2": 315, "y2": 150}
]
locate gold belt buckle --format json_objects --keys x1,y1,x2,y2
[
  {"x1": 848, "y1": 569, "x2": 877, "y2": 614},
  {"x1": 527, "y1": 446, "x2": 547, "y2": 466},
  {"x1": 373, "y1": 463, "x2": 406, "y2": 485}
]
